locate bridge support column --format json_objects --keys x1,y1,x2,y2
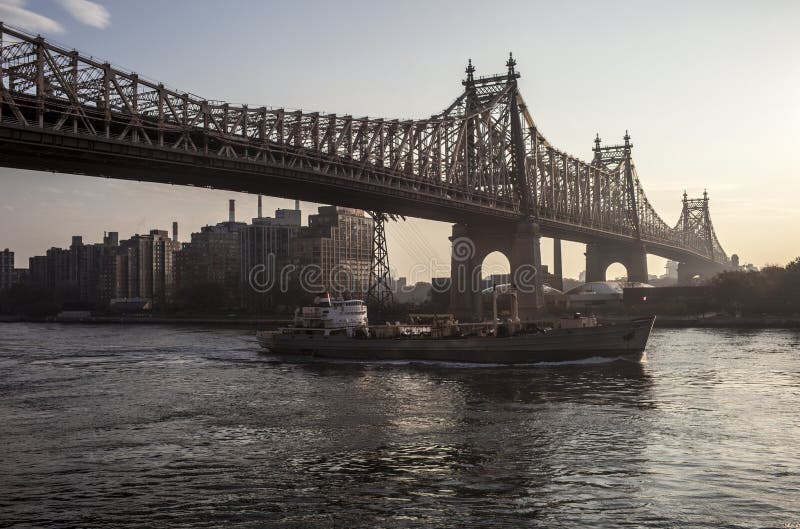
[
  {"x1": 449, "y1": 224, "x2": 482, "y2": 322},
  {"x1": 449, "y1": 221, "x2": 545, "y2": 322},
  {"x1": 553, "y1": 238, "x2": 564, "y2": 291},
  {"x1": 585, "y1": 241, "x2": 648, "y2": 283},
  {"x1": 510, "y1": 221, "x2": 545, "y2": 319}
]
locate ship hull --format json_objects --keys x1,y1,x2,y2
[{"x1": 258, "y1": 316, "x2": 655, "y2": 364}]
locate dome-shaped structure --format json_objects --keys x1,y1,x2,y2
[
  {"x1": 564, "y1": 281, "x2": 652, "y2": 307},
  {"x1": 481, "y1": 283, "x2": 564, "y2": 298},
  {"x1": 480, "y1": 283, "x2": 565, "y2": 317}
]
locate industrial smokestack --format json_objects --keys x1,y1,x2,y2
[
  {"x1": 294, "y1": 199, "x2": 300, "y2": 211},
  {"x1": 229, "y1": 199, "x2": 235, "y2": 223},
  {"x1": 258, "y1": 194, "x2": 263, "y2": 219},
  {"x1": 172, "y1": 221, "x2": 178, "y2": 242}
]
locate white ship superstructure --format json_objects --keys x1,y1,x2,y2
[{"x1": 291, "y1": 294, "x2": 368, "y2": 337}]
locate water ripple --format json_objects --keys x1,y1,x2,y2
[{"x1": 0, "y1": 323, "x2": 798, "y2": 528}]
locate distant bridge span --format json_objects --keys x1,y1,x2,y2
[{"x1": 0, "y1": 24, "x2": 732, "y2": 315}]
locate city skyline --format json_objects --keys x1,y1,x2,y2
[
  {"x1": 8, "y1": 194, "x2": 629, "y2": 290},
  {"x1": 4, "y1": 201, "x2": 380, "y2": 313},
  {"x1": 1, "y1": 1, "x2": 799, "y2": 279}
]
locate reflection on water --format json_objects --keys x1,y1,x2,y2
[{"x1": 0, "y1": 324, "x2": 798, "y2": 528}]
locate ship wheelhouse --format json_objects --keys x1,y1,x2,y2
[{"x1": 291, "y1": 296, "x2": 369, "y2": 337}]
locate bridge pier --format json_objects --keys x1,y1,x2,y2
[
  {"x1": 449, "y1": 224, "x2": 482, "y2": 322},
  {"x1": 510, "y1": 222, "x2": 545, "y2": 317},
  {"x1": 585, "y1": 241, "x2": 648, "y2": 283},
  {"x1": 449, "y1": 221, "x2": 544, "y2": 322},
  {"x1": 553, "y1": 238, "x2": 564, "y2": 291}
]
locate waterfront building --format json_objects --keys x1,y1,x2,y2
[
  {"x1": 28, "y1": 255, "x2": 48, "y2": 287},
  {"x1": 0, "y1": 248, "x2": 14, "y2": 290},
  {"x1": 392, "y1": 276, "x2": 407, "y2": 293},
  {"x1": 12, "y1": 268, "x2": 29, "y2": 285},
  {"x1": 25, "y1": 228, "x2": 177, "y2": 308},
  {"x1": 240, "y1": 203, "x2": 302, "y2": 311},
  {"x1": 175, "y1": 200, "x2": 246, "y2": 306},
  {"x1": 120, "y1": 229, "x2": 180, "y2": 306},
  {"x1": 91, "y1": 232, "x2": 123, "y2": 305},
  {"x1": 290, "y1": 206, "x2": 373, "y2": 298},
  {"x1": 81, "y1": 231, "x2": 130, "y2": 306},
  {"x1": 69, "y1": 236, "x2": 91, "y2": 302},
  {"x1": 431, "y1": 277, "x2": 451, "y2": 292},
  {"x1": 29, "y1": 246, "x2": 73, "y2": 297},
  {"x1": 37, "y1": 247, "x2": 72, "y2": 293},
  {"x1": 665, "y1": 260, "x2": 679, "y2": 280},
  {"x1": 63, "y1": 233, "x2": 126, "y2": 305}
]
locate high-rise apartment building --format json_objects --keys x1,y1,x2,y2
[
  {"x1": 120, "y1": 229, "x2": 180, "y2": 305},
  {"x1": 33, "y1": 247, "x2": 72, "y2": 293},
  {"x1": 81, "y1": 231, "x2": 129, "y2": 305},
  {"x1": 27, "y1": 228, "x2": 178, "y2": 307},
  {"x1": 0, "y1": 248, "x2": 14, "y2": 290},
  {"x1": 240, "y1": 206, "x2": 302, "y2": 311},
  {"x1": 175, "y1": 200, "x2": 246, "y2": 306},
  {"x1": 291, "y1": 206, "x2": 373, "y2": 297},
  {"x1": 176, "y1": 223, "x2": 245, "y2": 294}
]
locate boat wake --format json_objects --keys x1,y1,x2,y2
[{"x1": 257, "y1": 351, "x2": 644, "y2": 369}]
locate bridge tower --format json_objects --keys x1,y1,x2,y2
[
  {"x1": 449, "y1": 55, "x2": 544, "y2": 321},
  {"x1": 585, "y1": 133, "x2": 648, "y2": 283},
  {"x1": 676, "y1": 191, "x2": 726, "y2": 284},
  {"x1": 367, "y1": 211, "x2": 393, "y2": 309}
]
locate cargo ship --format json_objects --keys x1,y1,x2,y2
[{"x1": 257, "y1": 292, "x2": 654, "y2": 364}]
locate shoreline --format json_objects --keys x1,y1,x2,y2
[
  {"x1": 0, "y1": 315, "x2": 291, "y2": 327},
  {"x1": 651, "y1": 317, "x2": 800, "y2": 329},
  {"x1": 3, "y1": 314, "x2": 800, "y2": 329},
  {"x1": 602, "y1": 315, "x2": 800, "y2": 330}
]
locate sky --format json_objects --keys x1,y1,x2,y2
[{"x1": 1, "y1": 0, "x2": 798, "y2": 281}]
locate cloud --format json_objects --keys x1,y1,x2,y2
[
  {"x1": 57, "y1": 0, "x2": 110, "y2": 29},
  {"x1": 0, "y1": 0, "x2": 64, "y2": 33}
]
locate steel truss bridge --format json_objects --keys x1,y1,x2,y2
[{"x1": 0, "y1": 24, "x2": 729, "y2": 272}]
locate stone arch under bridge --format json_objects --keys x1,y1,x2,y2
[
  {"x1": 449, "y1": 221, "x2": 544, "y2": 322},
  {"x1": 584, "y1": 241, "x2": 649, "y2": 283}
]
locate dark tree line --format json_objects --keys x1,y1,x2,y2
[
  {"x1": 5, "y1": 257, "x2": 800, "y2": 318},
  {"x1": 0, "y1": 283, "x2": 65, "y2": 317},
  {"x1": 710, "y1": 257, "x2": 800, "y2": 315}
]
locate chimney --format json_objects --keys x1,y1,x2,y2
[
  {"x1": 172, "y1": 221, "x2": 178, "y2": 242},
  {"x1": 258, "y1": 194, "x2": 263, "y2": 219},
  {"x1": 229, "y1": 199, "x2": 235, "y2": 223},
  {"x1": 294, "y1": 199, "x2": 300, "y2": 211}
]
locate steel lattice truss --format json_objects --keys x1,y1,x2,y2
[
  {"x1": 676, "y1": 192, "x2": 727, "y2": 262},
  {"x1": 0, "y1": 25, "x2": 728, "y2": 264},
  {"x1": 367, "y1": 211, "x2": 393, "y2": 308}
]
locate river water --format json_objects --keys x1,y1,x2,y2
[{"x1": 0, "y1": 323, "x2": 798, "y2": 528}]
